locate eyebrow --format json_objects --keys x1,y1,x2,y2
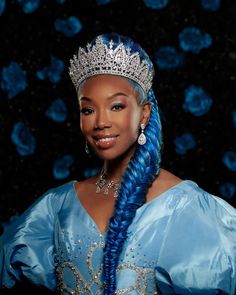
[{"x1": 79, "y1": 92, "x2": 129, "y2": 102}]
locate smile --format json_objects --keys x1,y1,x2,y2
[
  {"x1": 93, "y1": 135, "x2": 118, "y2": 148},
  {"x1": 97, "y1": 137, "x2": 116, "y2": 142}
]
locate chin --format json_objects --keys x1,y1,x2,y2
[
  {"x1": 95, "y1": 152, "x2": 121, "y2": 161},
  {"x1": 93, "y1": 146, "x2": 136, "y2": 162}
]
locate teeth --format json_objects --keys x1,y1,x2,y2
[{"x1": 98, "y1": 137, "x2": 115, "y2": 142}]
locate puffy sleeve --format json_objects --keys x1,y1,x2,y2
[
  {"x1": 155, "y1": 189, "x2": 236, "y2": 295},
  {"x1": 0, "y1": 187, "x2": 64, "y2": 291}
]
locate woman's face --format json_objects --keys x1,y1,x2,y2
[{"x1": 78, "y1": 74, "x2": 150, "y2": 161}]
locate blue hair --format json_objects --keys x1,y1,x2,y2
[
  {"x1": 103, "y1": 88, "x2": 162, "y2": 294},
  {"x1": 89, "y1": 33, "x2": 163, "y2": 294},
  {"x1": 78, "y1": 33, "x2": 163, "y2": 294}
]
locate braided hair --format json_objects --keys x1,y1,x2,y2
[
  {"x1": 76, "y1": 33, "x2": 163, "y2": 294},
  {"x1": 94, "y1": 34, "x2": 163, "y2": 294}
]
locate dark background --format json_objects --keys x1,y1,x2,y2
[{"x1": 0, "y1": 0, "x2": 235, "y2": 230}]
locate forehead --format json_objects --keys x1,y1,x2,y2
[{"x1": 78, "y1": 75, "x2": 137, "y2": 98}]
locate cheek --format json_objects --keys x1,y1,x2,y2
[
  {"x1": 80, "y1": 118, "x2": 91, "y2": 135},
  {"x1": 123, "y1": 114, "x2": 141, "y2": 138}
]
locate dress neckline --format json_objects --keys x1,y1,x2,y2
[{"x1": 71, "y1": 179, "x2": 193, "y2": 236}]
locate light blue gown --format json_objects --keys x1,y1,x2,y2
[{"x1": 0, "y1": 180, "x2": 235, "y2": 294}]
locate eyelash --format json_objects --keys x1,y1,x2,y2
[
  {"x1": 80, "y1": 104, "x2": 125, "y2": 115},
  {"x1": 80, "y1": 107, "x2": 93, "y2": 115},
  {"x1": 111, "y1": 103, "x2": 125, "y2": 111}
]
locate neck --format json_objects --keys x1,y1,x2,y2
[
  {"x1": 95, "y1": 147, "x2": 136, "y2": 198},
  {"x1": 100, "y1": 143, "x2": 137, "y2": 181},
  {"x1": 103, "y1": 154, "x2": 133, "y2": 181}
]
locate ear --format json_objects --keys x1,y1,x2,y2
[{"x1": 140, "y1": 102, "x2": 151, "y2": 125}]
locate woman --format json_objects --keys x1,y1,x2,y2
[{"x1": 0, "y1": 33, "x2": 235, "y2": 294}]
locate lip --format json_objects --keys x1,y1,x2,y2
[
  {"x1": 93, "y1": 134, "x2": 119, "y2": 148},
  {"x1": 93, "y1": 134, "x2": 118, "y2": 140}
]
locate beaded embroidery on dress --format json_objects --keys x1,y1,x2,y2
[
  {"x1": 55, "y1": 231, "x2": 158, "y2": 295},
  {"x1": 1, "y1": 181, "x2": 235, "y2": 294}
]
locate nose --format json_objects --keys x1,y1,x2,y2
[{"x1": 94, "y1": 109, "x2": 111, "y2": 129}]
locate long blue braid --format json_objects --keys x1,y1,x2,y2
[
  {"x1": 77, "y1": 33, "x2": 163, "y2": 294},
  {"x1": 103, "y1": 73, "x2": 163, "y2": 293}
]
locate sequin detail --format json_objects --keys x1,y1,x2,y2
[
  {"x1": 56, "y1": 241, "x2": 104, "y2": 294},
  {"x1": 116, "y1": 262, "x2": 156, "y2": 294},
  {"x1": 56, "y1": 240, "x2": 158, "y2": 294}
]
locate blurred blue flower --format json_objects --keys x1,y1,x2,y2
[
  {"x1": 11, "y1": 122, "x2": 36, "y2": 156},
  {"x1": 53, "y1": 154, "x2": 74, "y2": 179},
  {"x1": 0, "y1": 62, "x2": 27, "y2": 99},
  {"x1": 54, "y1": 16, "x2": 82, "y2": 37},
  {"x1": 36, "y1": 57, "x2": 64, "y2": 83},
  {"x1": 45, "y1": 98, "x2": 68, "y2": 123},
  {"x1": 201, "y1": 0, "x2": 221, "y2": 11},
  {"x1": 219, "y1": 182, "x2": 236, "y2": 200},
  {"x1": 83, "y1": 167, "x2": 101, "y2": 178},
  {"x1": 174, "y1": 132, "x2": 196, "y2": 155},
  {"x1": 0, "y1": 0, "x2": 6, "y2": 16},
  {"x1": 179, "y1": 27, "x2": 212, "y2": 53},
  {"x1": 96, "y1": 0, "x2": 113, "y2": 4},
  {"x1": 154, "y1": 46, "x2": 185, "y2": 70},
  {"x1": 222, "y1": 151, "x2": 236, "y2": 172},
  {"x1": 17, "y1": 0, "x2": 41, "y2": 13},
  {"x1": 143, "y1": 0, "x2": 169, "y2": 9},
  {"x1": 183, "y1": 85, "x2": 213, "y2": 116},
  {"x1": 232, "y1": 110, "x2": 236, "y2": 128}
]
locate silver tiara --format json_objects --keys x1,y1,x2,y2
[{"x1": 69, "y1": 37, "x2": 154, "y2": 94}]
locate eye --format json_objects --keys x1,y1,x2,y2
[
  {"x1": 80, "y1": 107, "x2": 94, "y2": 115},
  {"x1": 111, "y1": 103, "x2": 125, "y2": 111}
]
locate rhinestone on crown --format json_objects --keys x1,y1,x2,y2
[{"x1": 69, "y1": 37, "x2": 154, "y2": 94}]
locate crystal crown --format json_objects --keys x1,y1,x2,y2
[{"x1": 69, "y1": 37, "x2": 154, "y2": 94}]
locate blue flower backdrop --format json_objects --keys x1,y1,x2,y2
[{"x1": 0, "y1": 0, "x2": 235, "y2": 230}]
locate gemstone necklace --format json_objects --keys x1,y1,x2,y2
[{"x1": 95, "y1": 168, "x2": 121, "y2": 198}]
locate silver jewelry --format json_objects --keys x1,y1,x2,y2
[
  {"x1": 138, "y1": 123, "x2": 146, "y2": 145},
  {"x1": 85, "y1": 141, "x2": 90, "y2": 155},
  {"x1": 69, "y1": 37, "x2": 154, "y2": 94},
  {"x1": 95, "y1": 169, "x2": 121, "y2": 198}
]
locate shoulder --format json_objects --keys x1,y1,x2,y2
[
  {"x1": 154, "y1": 173, "x2": 236, "y2": 287},
  {"x1": 147, "y1": 168, "x2": 183, "y2": 201},
  {"x1": 149, "y1": 168, "x2": 236, "y2": 233},
  {"x1": 151, "y1": 168, "x2": 235, "y2": 212},
  {"x1": 1, "y1": 181, "x2": 77, "y2": 237},
  {"x1": 40, "y1": 180, "x2": 75, "y2": 199},
  {"x1": 18, "y1": 180, "x2": 76, "y2": 217},
  {"x1": 155, "y1": 172, "x2": 236, "y2": 244}
]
